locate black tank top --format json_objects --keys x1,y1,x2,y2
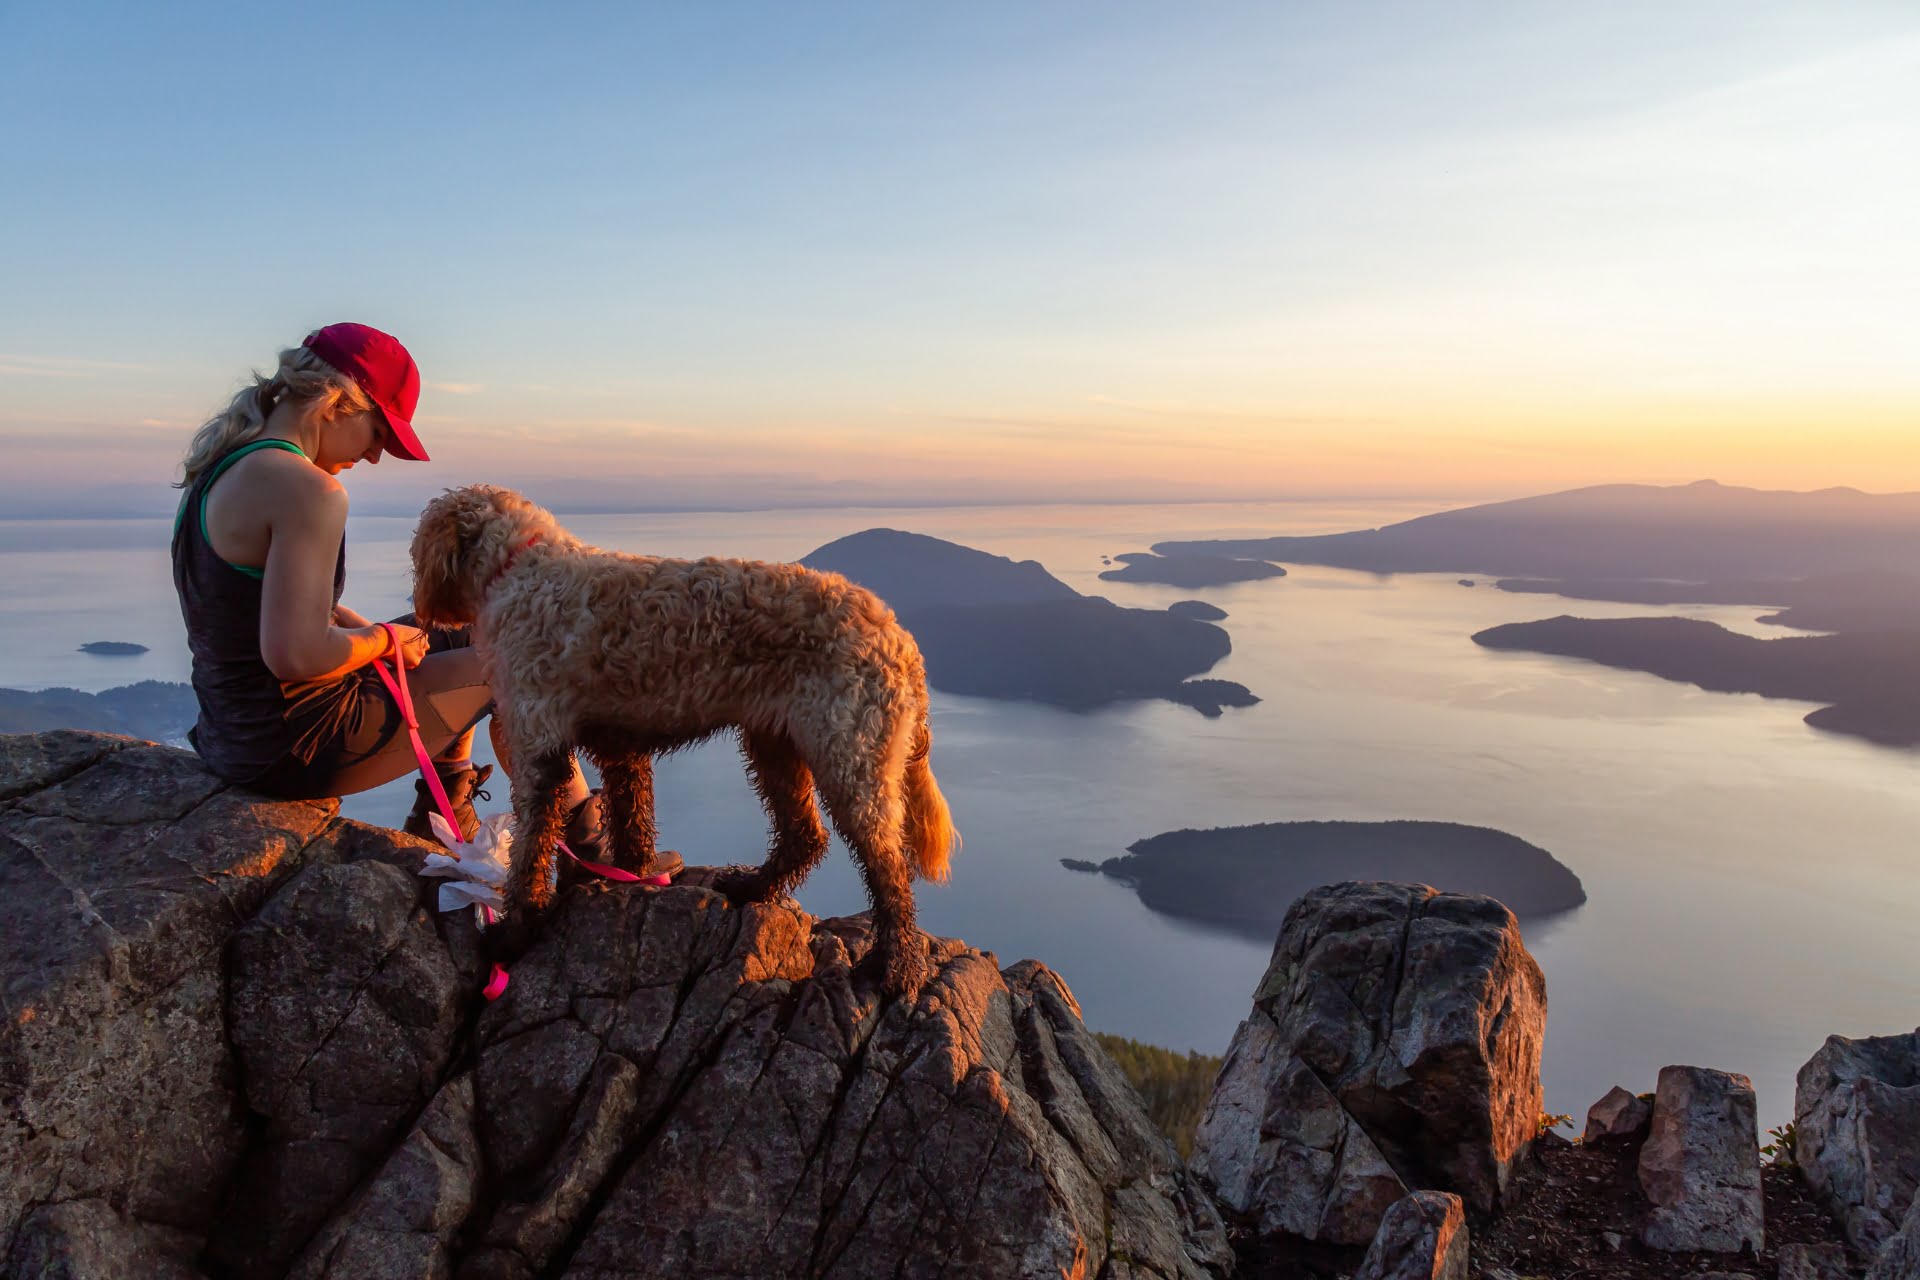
[{"x1": 171, "y1": 439, "x2": 372, "y2": 783}]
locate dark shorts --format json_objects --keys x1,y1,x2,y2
[{"x1": 249, "y1": 617, "x2": 493, "y2": 801}]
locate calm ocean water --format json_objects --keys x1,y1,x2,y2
[{"x1": 5, "y1": 498, "x2": 1917, "y2": 1128}]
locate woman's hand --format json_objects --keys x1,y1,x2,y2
[
  {"x1": 333, "y1": 603, "x2": 372, "y2": 628},
  {"x1": 381, "y1": 623, "x2": 431, "y2": 670}
]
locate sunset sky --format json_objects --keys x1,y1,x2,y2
[{"x1": 3, "y1": 2, "x2": 1917, "y2": 516}]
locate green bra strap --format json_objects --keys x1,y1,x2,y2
[{"x1": 191, "y1": 439, "x2": 309, "y2": 577}]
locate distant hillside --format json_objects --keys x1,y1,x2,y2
[
  {"x1": 1152, "y1": 480, "x2": 1920, "y2": 579},
  {"x1": 1072, "y1": 820, "x2": 1584, "y2": 940},
  {"x1": 1495, "y1": 570, "x2": 1920, "y2": 634},
  {"x1": 803, "y1": 529, "x2": 1079, "y2": 610},
  {"x1": 805, "y1": 529, "x2": 1258, "y2": 716},
  {"x1": 0, "y1": 681, "x2": 196, "y2": 742},
  {"x1": 1473, "y1": 615, "x2": 1920, "y2": 746}
]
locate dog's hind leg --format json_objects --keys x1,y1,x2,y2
[
  {"x1": 715, "y1": 730, "x2": 829, "y2": 903},
  {"x1": 592, "y1": 748, "x2": 660, "y2": 874},
  {"x1": 818, "y1": 766, "x2": 928, "y2": 1000}
]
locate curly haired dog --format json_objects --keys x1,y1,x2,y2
[{"x1": 409, "y1": 484, "x2": 959, "y2": 995}]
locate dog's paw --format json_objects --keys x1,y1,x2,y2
[
  {"x1": 854, "y1": 937, "x2": 931, "y2": 1004},
  {"x1": 482, "y1": 914, "x2": 538, "y2": 967},
  {"x1": 710, "y1": 865, "x2": 773, "y2": 905}
]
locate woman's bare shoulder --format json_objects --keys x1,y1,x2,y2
[{"x1": 227, "y1": 446, "x2": 348, "y2": 527}]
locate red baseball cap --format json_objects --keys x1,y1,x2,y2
[{"x1": 302, "y1": 322, "x2": 429, "y2": 462}]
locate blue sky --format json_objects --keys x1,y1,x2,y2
[{"x1": 3, "y1": 2, "x2": 1916, "y2": 515}]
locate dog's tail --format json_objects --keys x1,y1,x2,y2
[{"x1": 902, "y1": 715, "x2": 958, "y2": 883}]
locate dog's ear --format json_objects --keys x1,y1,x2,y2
[{"x1": 410, "y1": 489, "x2": 475, "y2": 627}]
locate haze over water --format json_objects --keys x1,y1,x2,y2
[{"x1": 7, "y1": 497, "x2": 1916, "y2": 1128}]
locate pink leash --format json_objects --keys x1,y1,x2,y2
[{"x1": 373, "y1": 624, "x2": 667, "y2": 1003}]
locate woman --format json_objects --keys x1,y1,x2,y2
[{"x1": 170, "y1": 322, "x2": 610, "y2": 853}]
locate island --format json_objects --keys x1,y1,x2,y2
[
  {"x1": 803, "y1": 530, "x2": 1258, "y2": 716},
  {"x1": 1098, "y1": 552, "x2": 1286, "y2": 587},
  {"x1": 1166, "y1": 600, "x2": 1228, "y2": 621},
  {"x1": 1066, "y1": 819, "x2": 1585, "y2": 940},
  {"x1": 1151, "y1": 479, "x2": 1920, "y2": 580},
  {"x1": 79, "y1": 641, "x2": 150, "y2": 656},
  {"x1": 0, "y1": 680, "x2": 197, "y2": 742},
  {"x1": 1472, "y1": 615, "x2": 1920, "y2": 746}
]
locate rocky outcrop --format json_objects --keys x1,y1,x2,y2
[
  {"x1": 1582, "y1": 1085, "x2": 1651, "y2": 1143},
  {"x1": 1190, "y1": 881, "x2": 1546, "y2": 1251},
  {"x1": 1796, "y1": 1027, "x2": 1920, "y2": 1257},
  {"x1": 1636, "y1": 1065, "x2": 1764, "y2": 1254},
  {"x1": 1, "y1": 731, "x2": 335, "y2": 1265},
  {"x1": 1352, "y1": 1191, "x2": 1468, "y2": 1280},
  {"x1": 0, "y1": 732, "x2": 1229, "y2": 1280}
]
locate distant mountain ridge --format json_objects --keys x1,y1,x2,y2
[{"x1": 1153, "y1": 480, "x2": 1920, "y2": 579}]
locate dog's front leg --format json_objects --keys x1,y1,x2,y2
[{"x1": 491, "y1": 748, "x2": 573, "y2": 961}]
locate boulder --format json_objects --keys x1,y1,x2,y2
[
  {"x1": 1636, "y1": 1065, "x2": 1764, "y2": 1254},
  {"x1": 1352, "y1": 1191, "x2": 1468, "y2": 1280},
  {"x1": 0, "y1": 733, "x2": 334, "y2": 1266},
  {"x1": 1796, "y1": 1027, "x2": 1920, "y2": 1256},
  {"x1": 1582, "y1": 1085, "x2": 1651, "y2": 1142},
  {"x1": 1191, "y1": 881, "x2": 1546, "y2": 1250},
  {"x1": 1867, "y1": 1189, "x2": 1920, "y2": 1280}
]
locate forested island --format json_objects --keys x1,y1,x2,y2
[
  {"x1": 1068, "y1": 819, "x2": 1585, "y2": 939},
  {"x1": 1098, "y1": 552, "x2": 1285, "y2": 588},
  {"x1": 804, "y1": 529, "x2": 1259, "y2": 715}
]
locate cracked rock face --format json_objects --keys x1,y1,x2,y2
[
  {"x1": 1796, "y1": 1027, "x2": 1920, "y2": 1258},
  {"x1": 1191, "y1": 881, "x2": 1546, "y2": 1251},
  {"x1": 1, "y1": 733, "x2": 1230, "y2": 1279}
]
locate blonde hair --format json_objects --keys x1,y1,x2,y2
[{"x1": 175, "y1": 345, "x2": 374, "y2": 486}]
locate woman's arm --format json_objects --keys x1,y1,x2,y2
[{"x1": 257, "y1": 472, "x2": 427, "y2": 679}]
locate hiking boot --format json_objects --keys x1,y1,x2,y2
[
  {"x1": 403, "y1": 762, "x2": 494, "y2": 846},
  {"x1": 561, "y1": 790, "x2": 683, "y2": 879}
]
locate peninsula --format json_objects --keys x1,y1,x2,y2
[
  {"x1": 804, "y1": 529, "x2": 1258, "y2": 716},
  {"x1": 1473, "y1": 615, "x2": 1920, "y2": 746}
]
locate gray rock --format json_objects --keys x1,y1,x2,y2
[
  {"x1": 1868, "y1": 1189, "x2": 1920, "y2": 1280},
  {"x1": 212, "y1": 856, "x2": 471, "y2": 1278},
  {"x1": 1637, "y1": 1064, "x2": 1764, "y2": 1254},
  {"x1": 1780, "y1": 1240, "x2": 1855, "y2": 1280},
  {"x1": 288, "y1": 1074, "x2": 483, "y2": 1280},
  {"x1": 1353, "y1": 1190, "x2": 1468, "y2": 1280},
  {"x1": 1797, "y1": 1027, "x2": 1920, "y2": 1256},
  {"x1": 467, "y1": 884, "x2": 1231, "y2": 1279},
  {"x1": 1583, "y1": 1085, "x2": 1652, "y2": 1142},
  {"x1": 0, "y1": 734, "x2": 334, "y2": 1258},
  {"x1": 3, "y1": 1199, "x2": 207, "y2": 1279},
  {"x1": 1192, "y1": 881, "x2": 1546, "y2": 1250}
]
